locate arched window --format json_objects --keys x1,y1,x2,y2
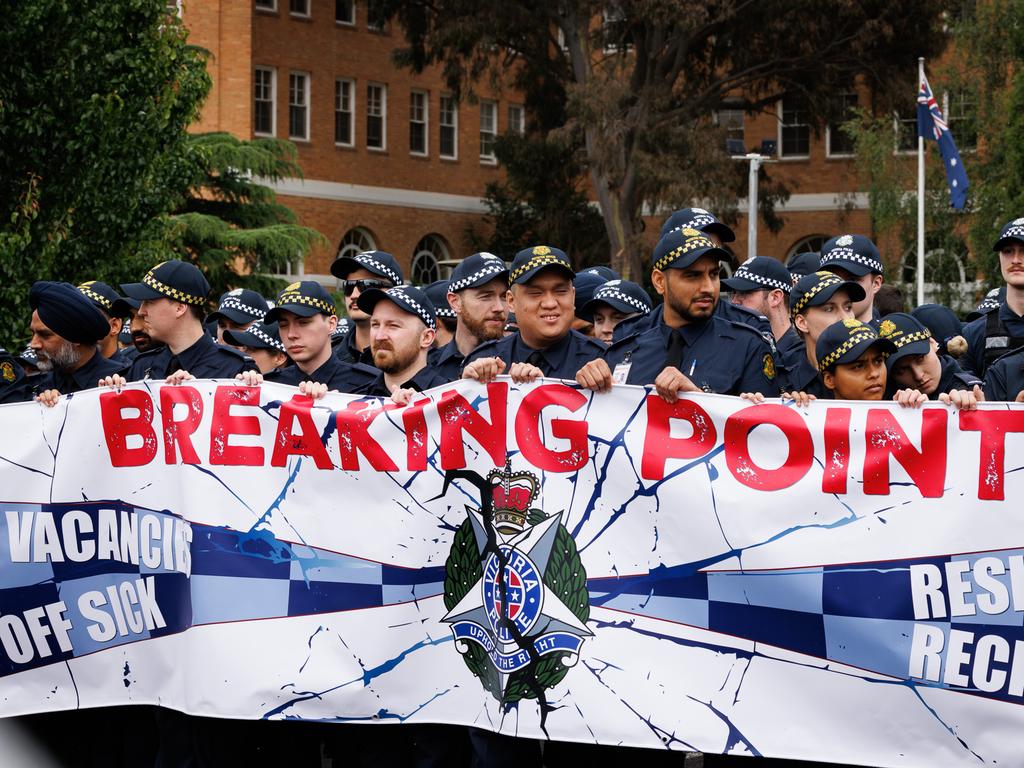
[
  {"x1": 787, "y1": 235, "x2": 829, "y2": 259},
  {"x1": 411, "y1": 234, "x2": 449, "y2": 284},
  {"x1": 337, "y1": 227, "x2": 377, "y2": 260}
]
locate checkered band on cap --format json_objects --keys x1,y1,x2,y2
[
  {"x1": 142, "y1": 269, "x2": 206, "y2": 305},
  {"x1": 890, "y1": 328, "x2": 932, "y2": 350},
  {"x1": 654, "y1": 232, "x2": 717, "y2": 272},
  {"x1": 592, "y1": 285, "x2": 650, "y2": 314},
  {"x1": 219, "y1": 295, "x2": 267, "y2": 320},
  {"x1": 669, "y1": 213, "x2": 717, "y2": 233},
  {"x1": 791, "y1": 272, "x2": 844, "y2": 317},
  {"x1": 977, "y1": 296, "x2": 1000, "y2": 312},
  {"x1": 449, "y1": 261, "x2": 508, "y2": 292},
  {"x1": 818, "y1": 329, "x2": 886, "y2": 373},
  {"x1": 1001, "y1": 223, "x2": 1024, "y2": 240},
  {"x1": 77, "y1": 283, "x2": 112, "y2": 310},
  {"x1": 819, "y1": 247, "x2": 882, "y2": 273},
  {"x1": 353, "y1": 252, "x2": 403, "y2": 286},
  {"x1": 246, "y1": 324, "x2": 285, "y2": 352},
  {"x1": 509, "y1": 254, "x2": 571, "y2": 283},
  {"x1": 386, "y1": 287, "x2": 436, "y2": 330},
  {"x1": 731, "y1": 266, "x2": 792, "y2": 293},
  {"x1": 277, "y1": 290, "x2": 335, "y2": 315},
  {"x1": 434, "y1": 304, "x2": 457, "y2": 319}
]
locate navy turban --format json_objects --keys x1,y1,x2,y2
[{"x1": 29, "y1": 281, "x2": 111, "y2": 344}]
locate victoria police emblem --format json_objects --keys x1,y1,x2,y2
[{"x1": 441, "y1": 459, "x2": 591, "y2": 703}]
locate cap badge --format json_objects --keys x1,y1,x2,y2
[{"x1": 836, "y1": 234, "x2": 854, "y2": 247}]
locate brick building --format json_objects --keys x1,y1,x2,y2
[{"x1": 184, "y1": 0, "x2": 959, "y2": 286}]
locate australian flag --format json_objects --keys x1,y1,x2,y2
[{"x1": 917, "y1": 72, "x2": 969, "y2": 209}]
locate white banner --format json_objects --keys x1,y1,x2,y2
[{"x1": 1, "y1": 378, "x2": 1024, "y2": 766}]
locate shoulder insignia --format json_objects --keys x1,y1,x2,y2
[
  {"x1": 1, "y1": 361, "x2": 15, "y2": 382},
  {"x1": 763, "y1": 353, "x2": 776, "y2": 380}
]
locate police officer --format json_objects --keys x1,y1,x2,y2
[
  {"x1": 428, "y1": 252, "x2": 509, "y2": 382},
  {"x1": 330, "y1": 250, "x2": 404, "y2": 364},
  {"x1": 777, "y1": 271, "x2": 865, "y2": 398},
  {"x1": 786, "y1": 251, "x2": 821, "y2": 282},
  {"x1": 356, "y1": 285, "x2": 450, "y2": 397},
  {"x1": 0, "y1": 346, "x2": 29, "y2": 404},
  {"x1": 815, "y1": 319, "x2": 897, "y2": 401},
  {"x1": 572, "y1": 268, "x2": 615, "y2": 336},
  {"x1": 249, "y1": 281, "x2": 377, "y2": 393},
  {"x1": 723, "y1": 257, "x2": 794, "y2": 343},
  {"x1": 578, "y1": 228, "x2": 778, "y2": 400},
  {"x1": 424, "y1": 278, "x2": 457, "y2": 348},
  {"x1": 578, "y1": 279, "x2": 652, "y2": 344},
  {"x1": 463, "y1": 245, "x2": 606, "y2": 384},
  {"x1": 29, "y1": 281, "x2": 129, "y2": 405},
  {"x1": 984, "y1": 346, "x2": 1024, "y2": 401},
  {"x1": 110, "y1": 260, "x2": 255, "y2": 383},
  {"x1": 961, "y1": 219, "x2": 1024, "y2": 376},
  {"x1": 877, "y1": 313, "x2": 983, "y2": 407},
  {"x1": 76, "y1": 280, "x2": 136, "y2": 365},
  {"x1": 966, "y1": 286, "x2": 1005, "y2": 322},
  {"x1": 206, "y1": 288, "x2": 271, "y2": 345},
  {"x1": 818, "y1": 234, "x2": 885, "y2": 323},
  {"x1": 222, "y1": 321, "x2": 289, "y2": 374}
]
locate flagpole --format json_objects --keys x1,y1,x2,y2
[{"x1": 917, "y1": 57, "x2": 926, "y2": 308}]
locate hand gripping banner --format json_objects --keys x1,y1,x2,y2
[{"x1": 1, "y1": 378, "x2": 1024, "y2": 766}]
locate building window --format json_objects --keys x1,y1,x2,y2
[
  {"x1": 255, "y1": 0, "x2": 276, "y2": 9},
  {"x1": 946, "y1": 89, "x2": 977, "y2": 151},
  {"x1": 335, "y1": 0, "x2": 355, "y2": 25},
  {"x1": 479, "y1": 101, "x2": 497, "y2": 162},
  {"x1": 410, "y1": 90, "x2": 428, "y2": 155},
  {"x1": 715, "y1": 106, "x2": 745, "y2": 155},
  {"x1": 893, "y1": 102, "x2": 919, "y2": 153},
  {"x1": 289, "y1": 0, "x2": 309, "y2": 17},
  {"x1": 440, "y1": 95, "x2": 458, "y2": 159},
  {"x1": 337, "y1": 227, "x2": 377, "y2": 262},
  {"x1": 826, "y1": 92, "x2": 858, "y2": 157},
  {"x1": 508, "y1": 104, "x2": 524, "y2": 135},
  {"x1": 366, "y1": 83, "x2": 386, "y2": 150},
  {"x1": 779, "y1": 96, "x2": 810, "y2": 158},
  {"x1": 787, "y1": 235, "x2": 829, "y2": 260},
  {"x1": 412, "y1": 235, "x2": 449, "y2": 284},
  {"x1": 602, "y1": 4, "x2": 631, "y2": 54},
  {"x1": 253, "y1": 67, "x2": 276, "y2": 136},
  {"x1": 335, "y1": 79, "x2": 354, "y2": 146},
  {"x1": 288, "y1": 72, "x2": 309, "y2": 140}
]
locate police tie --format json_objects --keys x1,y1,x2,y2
[
  {"x1": 664, "y1": 328, "x2": 686, "y2": 370},
  {"x1": 526, "y1": 349, "x2": 548, "y2": 376},
  {"x1": 166, "y1": 355, "x2": 182, "y2": 376}
]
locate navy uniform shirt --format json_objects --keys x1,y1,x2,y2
[
  {"x1": 334, "y1": 326, "x2": 375, "y2": 366},
  {"x1": 612, "y1": 301, "x2": 774, "y2": 347},
  {"x1": 126, "y1": 334, "x2": 255, "y2": 381},
  {"x1": 983, "y1": 347, "x2": 1024, "y2": 401},
  {"x1": 110, "y1": 347, "x2": 138, "y2": 367},
  {"x1": 0, "y1": 349, "x2": 29, "y2": 404},
  {"x1": 357, "y1": 364, "x2": 451, "y2": 398},
  {"x1": 465, "y1": 330, "x2": 606, "y2": 380},
  {"x1": 33, "y1": 350, "x2": 129, "y2": 396},
  {"x1": 961, "y1": 303, "x2": 1024, "y2": 376},
  {"x1": 606, "y1": 315, "x2": 780, "y2": 396},
  {"x1": 774, "y1": 326, "x2": 828, "y2": 398},
  {"x1": 266, "y1": 355, "x2": 378, "y2": 394},
  {"x1": 428, "y1": 340, "x2": 469, "y2": 383}
]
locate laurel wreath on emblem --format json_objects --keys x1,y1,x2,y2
[{"x1": 444, "y1": 508, "x2": 589, "y2": 703}]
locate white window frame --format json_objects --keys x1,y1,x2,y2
[
  {"x1": 288, "y1": 71, "x2": 310, "y2": 142},
  {"x1": 334, "y1": 78, "x2": 355, "y2": 147},
  {"x1": 777, "y1": 97, "x2": 810, "y2": 160},
  {"x1": 254, "y1": 0, "x2": 276, "y2": 11},
  {"x1": 892, "y1": 109, "x2": 919, "y2": 156},
  {"x1": 366, "y1": 82, "x2": 387, "y2": 151},
  {"x1": 288, "y1": 0, "x2": 310, "y2": 18},
  {"x1": 439, "y1": 95, "x2": 458, "y2": 160},
  {"x1": 479, "y1": 100, "x2": 497, "y2": 164},
  {"x1": 409, "y1": 89, "x2": 429, "y2": 156},
  {"x1": 825, "y1": 92, "x2": 858, "y2": 159},
  {"x1": 253, "y1": 66, "x2": 276, "y2": 137},
  {"x1": 944, "y1": 89, "x2": 977, "y2": 153},
  {"x1": 507, "y1": 103, "x2": 524, "y2": 135},
  {"x1": 335, "y1": 0, "x2": 356, "y2": 26}
]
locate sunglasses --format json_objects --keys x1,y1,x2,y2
[{"x1": 342, "y1": 279, "x2": 390, "y2": 296}]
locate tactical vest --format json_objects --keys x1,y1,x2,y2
[{"x1": 983, "y1": 309, "x2": 1024, "y2": 373}]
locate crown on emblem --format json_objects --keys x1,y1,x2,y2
[
  {"x1": 487, "y1": 458, "x2": 539, "y2": 534},
  {"x1": 878, "y1": 319, "x2": 898, "y2": 337},
  {"x1": 532, "y1": 245, "x2": 552, "y2": 256}
]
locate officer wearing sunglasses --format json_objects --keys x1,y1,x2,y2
[{"x1": 329, "y1": 250, "x2": 405, "y2": 365}]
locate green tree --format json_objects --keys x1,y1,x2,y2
[
  {"x1": 0, "y1": 0, "x2": 210, "y2": 346},
  {"x1": 371, "y1": 0, "x2": 950, "y2": 279}
]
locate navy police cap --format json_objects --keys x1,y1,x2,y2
[
  {"x1": 448, "y1": 252, "x2": 509, "y2": 292},
  {"x1": 722, "y1": 256, "x2": 792, "y2": 294},
  {"x1": 993, "y1": 217, "x2": 1024, "y2": 251},
  {"x1": 424, "y1": 279, "x2": 456, "y2": 319},
  {"x1": 579, "y1": 279, "x2": 652, "y2": 321},
  {"x1": 77, "y1": 281, "x2": 134, "y2": 318},
  {"x1": 357, "y1": 285, "x2": 437, "y2": 330},
  {"x1": 659, "y1": 207, "x2": 736, "y2": 243},
  {"x1": 222, "y1": 321, "x2": 286, "y2": 353},
  {"x1": 816, "y1": 318, "x2": 897, "y2": 374},
  {"x1": 786, "y1": 251, "x2": 821, "y2": 281},
  {"x1": 265, "y1": 281, "x2": 336, "y2": 321},
  {"x1": 819, "y1": 234, "x2": 884, "y2": 277},
  {"x1": 790, "y1": 271, "x2": 866, "y2": 317},
  {"x1": 30, "y1": 281, "x2": 111, "y2": 344},
  {"x1": 121, "y1": 260, "x2": 210, "y2": 306},
  {"x1": 509, "y1": 245, "x2": 575, "y2": 285},
  {"x1": 207, "y1": 289, "x2": 270, "y2": 325},
  {"x1": 652, "y1": 227, "x2": 730, "y2": 272},
  {"x1": 330, "y1": 250, "x2": 405, "y2": 286}
]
